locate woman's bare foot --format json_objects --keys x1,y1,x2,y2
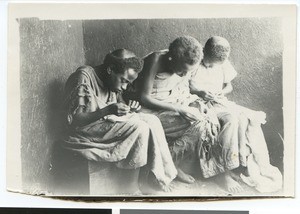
[
  {"x1": 177, "y1": 168, "x2": 196, "y2": 184},
  {"x1": 159, "y1": 182, "x2": 174, "y2": 192}
]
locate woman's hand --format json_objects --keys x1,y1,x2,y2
[
  {"x1": 108, "y1": 103, "x2": 130, "y2": 116},
  {"x1": 128, "y1": 100, "x2": 141, "y2": 112},
  {"x1": 178, "y1": 106, "x2": 204, "y2": 122}
]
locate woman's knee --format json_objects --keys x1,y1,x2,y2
[
  {"x1": 130, "y1": 119, "x2": 151, "y2": 133},
  {"x1": 123, "y1": 119, "x2": 152, "y2": 145}
]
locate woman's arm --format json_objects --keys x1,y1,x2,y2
[
  {"x1": 72, "y1": 103, "x2": 130, "y2": 127},
  {"x1": 138, "y1": 52, "x2": 205, "y2": 122}
]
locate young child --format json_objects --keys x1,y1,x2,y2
[{"x1": 190, "y1": 36, "x2": 282, "y2": 194}]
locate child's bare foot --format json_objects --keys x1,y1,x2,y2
[
  {"x1": 223, "y1": 172, "x2": 243, "y2": 193},
  {"x1": 177, "y1": 168, "x2": 195, "y2": 184},
  {"x1": 217, "y1": 171, "x2": 243, "y2": 193}
]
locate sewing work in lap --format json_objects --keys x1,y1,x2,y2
[
  {"x1": 141, "y1": 67, "x2": 218, "y2": 179},
  {"x1": 189, "y1": 36, "x2": 282, "y2": 192},
  {"x1": 62, "y1": 63, "x2": 177, "y2": 190},
  {"x1": 128, "y1": 37, "x2": 221, "y2": 185}
]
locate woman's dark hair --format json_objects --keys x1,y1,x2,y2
[
  {"x1": 203, "y1": 36, "x2": 231, "y2": 62},
  {"x1": 168, "y1": 36, "x2": 203, "y2": 65},
  {"x1": 103, "y1": 49, "x2": 144, "y2": 74}
]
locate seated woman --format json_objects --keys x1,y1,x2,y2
[
  {"x1": 61, "y1": 49, "x2": 177, "y2": 194},
  {"x1": 127, "y1": 36, "x2": 219, "y2": 184},
  {"x1": 189, "y1": 36, "x2": 282, "y2": 193}
]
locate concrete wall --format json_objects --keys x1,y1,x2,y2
[
  {"x1": 19, "y1": 18, "x2": 283, "y2": 192},
  {"x1": 19, "y1": 18, "x2": 85, "y2": 192},
  {"x1": 83, "y1": 18, "x2": 283, "y2": 171}
]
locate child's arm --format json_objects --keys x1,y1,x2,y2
[
  {"x1": 190, "y1": 88, "x2": 215, "y2": 101},
  {"x1": 221, "y1": 82, "x2": 233, "y2": 95},
  {"x1": 214, "y1": 82, "x2": 233, "y2": 101},
  {"x1": 217, "y1": 60, "x2": 237, "y2": 98},
  {"x1": 189, "y1": 77, "x2": 215, "y2": 101}
]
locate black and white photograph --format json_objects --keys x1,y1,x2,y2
[{"x1": 6, "y1": 3, "x2": 296, "y2": 198}]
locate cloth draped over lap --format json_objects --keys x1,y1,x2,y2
[
  {"x1": 211, "y1": 100, "x2": 283, "y2": 193},
  {"x1": 61, "y1": 65, "x2": 177, "y2": 186},
  {"x1": 189, "y1": 60, "x2": 282, "y2": 193},
  {"x1": 139, "y1": 69, "x2": 220, "y2": 176},
  {"x1": 218, "y1": 100, "x2": 283, "y2": 193}
]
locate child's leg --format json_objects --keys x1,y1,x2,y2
[
  {"x1": 215, "y1": 111, "x2": 243, "y2": 193},
  {"x1": 218, "y1": 112, "x2": 240, "y2": 170},
  {"x1": 237, "y1": 113, "x2": 252, "y2": 177}
]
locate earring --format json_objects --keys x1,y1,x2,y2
[
  {"x1": 107, "y1": 67, "x2": 111, "y2": 75},
  {"x1": 168, "y1": 57, "x2": 172, "y2": 61}
]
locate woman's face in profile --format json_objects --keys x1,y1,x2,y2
[{"x1": 109, "y1": 68, "x2": 138, "y2": 93}]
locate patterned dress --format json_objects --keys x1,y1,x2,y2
[{"x1": 140, "y1": 65, "x2": 219, "y2": 176}]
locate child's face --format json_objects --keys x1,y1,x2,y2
[
  {"x1": 170, "y1": 61, "x2": 200, "y2": 77},
  {"x1": 202, "y1": 57, "x2": 224, "y2": 68}
]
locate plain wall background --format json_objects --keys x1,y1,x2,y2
[
  {"x1": 19, "y1": 18, "x2": 85, "y2": 192},
  {"x1": 19, "y1": 17, "x2": 283, "y2": 193}
]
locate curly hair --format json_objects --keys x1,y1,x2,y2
[
  {"x1": 203, "y1": 36, "x2": 230, "y2": 62},
  {"x1": 103, "y1": 49, "x2": 144, "y2": 74},
  {"x1": 168, "y1": 36, "x2": 203, "y2": 65}
]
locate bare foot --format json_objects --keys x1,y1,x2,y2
[
  {"x1": 223, "y1": 172, "x2": 243, "y2": 193},
  {"x1": 176, "y1": 168, "x2": 196, "y2": 184}
]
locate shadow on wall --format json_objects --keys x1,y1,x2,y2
[
  {"x1": 47, "y1": 79, "x2": 90, "y2": 195},
  {"x1": 47, "y1": 80, "x2": 65, "y2": 140},
  {"x1": 230, "y1": 53, "x2": 283, "y2": 171},
  {"x1": 259, "y1": 54, "x2": 283, "y2": 171}
]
